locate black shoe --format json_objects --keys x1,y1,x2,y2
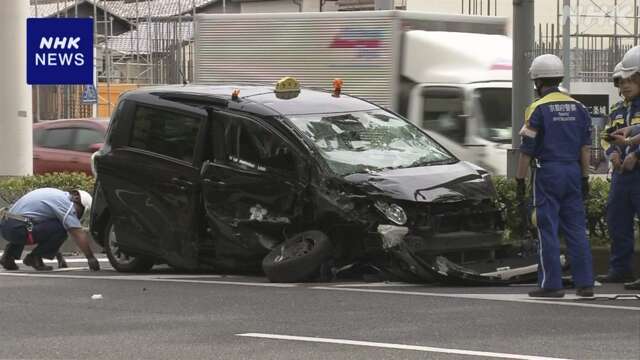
[
  {"x1": 23, "y1": 254, "x2": 53, "y2": 271},
  {"x1": 596, "y1": 273, "x2": 635, "y2": 283},
  {"x1": 55, "y1": 253, "x2": 68, "y2": 269},
  {"x1": 528, "y1": 288, "x2": 565, "y2": 298},
  {"x1": 576, "y1": 287, "x2": 595, "y2": 297},
  {"x1": 0, "y1": 253, "x2": 18, "y2": 271},
  {"x1": 624, "y1": 279, "x2": 640, "y2": 290}
]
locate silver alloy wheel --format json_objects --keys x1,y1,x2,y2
[{"x1": 107, "y1": 223, "x2": 135, "y2": 266}]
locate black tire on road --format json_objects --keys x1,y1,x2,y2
[
  {"x1": 104, "y1": 220, "x2": 154, "y2": 273},
  {"x1": 262, "y1": 230, "x2": 332, "y2": 283}
]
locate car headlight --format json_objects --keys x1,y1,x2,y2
[{"x1": 374, "y1": 201, "x2": 407, "y2": 226}]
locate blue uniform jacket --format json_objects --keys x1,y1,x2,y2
[
  {"x1": 625, "y1": 97, "x2": 640, "y2": 158},
  {"x1": 602, "y1": 100, "x2": 628, "y2": 157},
  {"x1": 519, "y1": 88, "x2": 592, "y2": 162}
]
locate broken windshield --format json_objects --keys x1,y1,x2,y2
[{"x1": 287, "y1": 110, "x2": 455, "y2": 175}]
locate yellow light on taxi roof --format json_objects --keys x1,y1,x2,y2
[{"x1": 275, "y1": 77, "x2": 300, "y2": 93}]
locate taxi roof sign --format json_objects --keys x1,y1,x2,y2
[{"x1": 275, "y1": 77, "x2": 300, "y2": 93}]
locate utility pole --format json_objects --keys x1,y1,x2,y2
[
  {"x1": 0, "y1": 1, "x2": 32, "y2": 176},
  {"x1": 563, "y1": 0, "x2": 571, "y2": 91},
  {"x1": 635, "y1": 0, "x2": 638, "y2": 46},
  {"x1": 509, "y1": 0, "x2": 535, "y2": 177}
]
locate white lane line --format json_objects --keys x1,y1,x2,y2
[
  {"x1": 15, "y1": 258, "x2": 110, "y2": 265},
  {"x1": 0, "y1": 272, "x2": 297, "y2": 288},
  {"x1": 331, "y1": 282, "x2": 423, "y2": 287},
  {"x1": 1, "y1": 272, "x2": 637, "y2": 310},
  {"x1": 52, "y1": 267, "x2": 89, "y2": 272},
  {"x1": 236, "y1": 333, "x2": 572, "y2": 360},
  {"x1": 311, "y1": 286, "x2": 640, "y2": 311}
]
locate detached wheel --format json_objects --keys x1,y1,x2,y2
[
  {"x1": 104, "y1": 220, "x2": 154, "y2": 273},
  {"x1": 262, "y1": 230, "x2": 332, "y2": 283}
]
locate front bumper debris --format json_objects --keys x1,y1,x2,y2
[{"x1": 377, "y1": 225, "x2": 540, "y2": 285}]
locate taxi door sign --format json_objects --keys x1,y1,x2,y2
[{"x1": 27, "y1": 18, "x2": 93, "y2": 85}]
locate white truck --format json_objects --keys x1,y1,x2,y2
[{"x1": 194, "y1": 10, "x2": 513, "y2": 174}]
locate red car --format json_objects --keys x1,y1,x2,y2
[{"x1": 33, "y1": 118, "x2": 109, "y2": 175}]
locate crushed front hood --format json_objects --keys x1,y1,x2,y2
[{"x1": 342, "y1": 161, "x2": 494, "y2": 202}]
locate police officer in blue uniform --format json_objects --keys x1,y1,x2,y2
[
  {"x1": 516, "y1": 54, "x2": 594, "y2": 298},
  {"x1": 601, "y1": 62, "x2": 628, "y2": 173},
  {"x1": 598, "y1": 57, "x2": 638, "y2": 284},
  {"x1": 0, "y1": 188, "x2": 100, "y2": 271},
  {"x1": 607, "y1": 46, "x2": 640, "y2": 289}
]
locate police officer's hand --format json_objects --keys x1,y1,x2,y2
[
  {"x1": 612, "y1": 126, "x2": 632, "y2": 138},
  {"x1": 581, "y1": 177, "x2": 590, "y2": 199},
  {"x1": 610, "y1": 134, "x2": 628, "y2": 146},
  {"x1": 87, "y1": 256, "x2": 100, "y2": 271},
  {"x1": 515, "y1": 178, "x2": 528, "y2": 232},
  {"x1": 622, "y1": 153, "x2": 638, "y2": 172},
  {"x1": 516, "y1": 178, "x2": 526, "y2": 204},
  {"x1": 611, "y1": 151, "x2": 622, "y2": 171}
]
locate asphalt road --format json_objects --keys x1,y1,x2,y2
[{"x1": 0, "y1": 258, "x2": 639, "y2": 360}]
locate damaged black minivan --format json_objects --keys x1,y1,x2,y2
[{"x1": 90, "y1": 80, "x2": 537, "y2": 284}]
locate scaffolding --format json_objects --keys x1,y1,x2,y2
[
  {"x1": 31, "y1": 0, "x2": 204, "y2": 120},
  {"x1": 538, "y1": 0, "x2": 640, "y2": 82}
]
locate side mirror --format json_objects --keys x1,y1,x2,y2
[{"x1": 87, "y1": 143, "x2": 103, "y2": 153}]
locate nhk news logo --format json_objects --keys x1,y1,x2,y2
[{"x1": 27, "y1": 18, "x2": 93, "y2": 85}]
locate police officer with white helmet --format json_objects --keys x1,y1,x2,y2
[
  {"x1": 0, "y1": 188, "x2": 100, "y2": 271},
  {"x1": 607, "y1": 45, "x2": 640, "y2": 289},
  {"x1": 516, "y1": 54, "x2": 594, "y2": 298}
]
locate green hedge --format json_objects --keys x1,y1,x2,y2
[
  {"x1": 0, "y1": 172, "x2": 614, "y2": 245},
  {"x1": 0, "y1": 172, "x2": 94, "y2": 205},
  {"x1": 493, "y1": 176, "x2": 610, "y2": 245}
]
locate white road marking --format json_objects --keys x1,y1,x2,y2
[
  {"x1": 52, "y1": 267, "x2": 89, "y2": 272},
  {"x1": 0, "y1": 271, "x2": 297, "y2": 288},
  {"x1": 0, "y1": 271, "x2": 637, "y2": 310},
  {"x1": 311, "y1": 286, "x2": 640, "y2": 311},
  {"x1": 331, "y1": 282, "x2": 423, "y2": 287},
  {"x1": 15, "y1": 257, "x2": 110, "y2": 265},
  {"x1": 236, "y1": 333, "x2": 572, "y2": 360}
]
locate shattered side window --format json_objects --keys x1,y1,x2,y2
[
  {"x1": 288, "y1": 110, "x2": 455, "y2": 175},
  {"x1": 225, "y1": 117, "x2": 297, "y2": 174}
]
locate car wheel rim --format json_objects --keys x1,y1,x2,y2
[
  {"x1": 278, "y1": 237, "x2": 315, "y2": 260},
  {"x1": 108, "y1": 224, "x2": 135, "y2": 266}
]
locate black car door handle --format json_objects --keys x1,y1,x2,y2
[
  {"x1": 171, "y1": 177, "x2": 193, "y2": 190},
  {"x1": 203, "y1": 179, "x2": 227, "y2": 187}
]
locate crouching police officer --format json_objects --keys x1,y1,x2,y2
[
  {"x1": 516, "y1": 54, "x2": 594, "y2": 298},
  {"x1": 0, "y1": 188, "x2": 100, "y2": 271}
]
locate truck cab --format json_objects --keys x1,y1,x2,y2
[{"x1": 403, "y1": 30, "x2": 513, "y2": 175}]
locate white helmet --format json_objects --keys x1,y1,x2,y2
[
  {"x1": 76, "y1": 189, "x2": 93, "y2": 211},
  {"x1": 529, "y1": 54, "x2": 564, "y2": 80},
  {"x1": 613, "y1": 62, "x2": 623, "y2": 79},
  {"x1": 613, "y1": 62, "x2": 623, "y2": 87},
  {"x1": 619, "y1": 46, "x2": 640, "y2": 79}
]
